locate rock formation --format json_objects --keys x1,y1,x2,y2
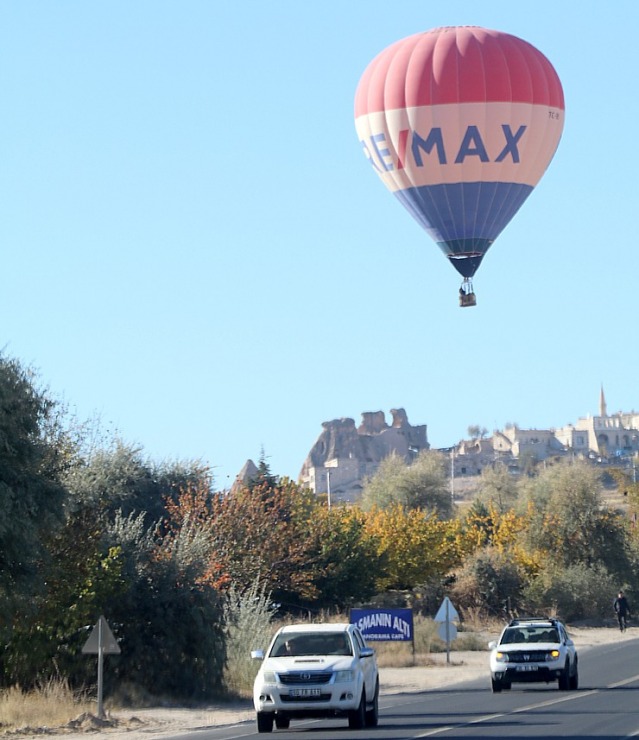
[{"x1": 298, "y1": 408, "x2": 429, "y2": 502}]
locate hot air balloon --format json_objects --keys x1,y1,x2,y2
[{"x1": 354, "y1": 26, "x2": 564, "y2": 306}]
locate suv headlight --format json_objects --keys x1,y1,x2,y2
[
  {"x1": 495, "y1": 651, "x2": 509, "y2": 663},
  {"x1": 545, "y1": 650, "x2": 561, "y2": 662},
  {"x1": 261, "y1": 671, "x2": 277, "y2": 684},
  {"x1": 334, "y1": 670, "x2": 354, "y2": 683}
]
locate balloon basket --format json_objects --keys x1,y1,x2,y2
[{"x1": 459, "y1": 279, "x2": 477, "y2": 307}]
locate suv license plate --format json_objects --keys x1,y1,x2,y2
[
  {"x1": 516, "y1": 665, "x2": 538, "y2": 672},
  {"x1": 289, "y1": 688, "x2": 321, "y2": 697}
]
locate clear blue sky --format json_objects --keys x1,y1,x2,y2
[{"x1": 0, "y1": 1, "x2": 635, "y2": 489}]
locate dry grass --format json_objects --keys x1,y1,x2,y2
[
  {"x1": 0, "y1": 679, "x2": 94, "y2": 732},
  {"x1": 373, "y1": 614, "x2": 489, "y2": 667}
]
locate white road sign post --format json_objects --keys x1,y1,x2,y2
[
  {"x1": 82, "y1": 616, "x2": 121, "y2": 718},
  {"x1": 434, "y1": 597, "x2": 459, "y2": 664}
]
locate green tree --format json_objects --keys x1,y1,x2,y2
[
  {"x1": 523, "y1": 562, "x2": 613, "y2": 621},
  {"x1": 476, "y1": 465, "x2": 519, "y2": 511},
  {"x1": 360, "y1": 451, "x2": 453, "y2": 517},
  {"x1": 64, "y1": 438, "x2": 213, "y2": 523},
  {"x1": 518, "y1": 460, "x2": 630, "y2": 574},
  {"x1": 467, "y1": 425, "x2": 488, "y2": 440},
  {"x1": 106, "y1": 511, "x2": 226, "y2": 699},
  {"x1": 247, "y1": 449, "x2": 279, "y2": 491},
  {"x1": 3, "y1": 526, "x2": 127, "y2": 688},
  {"x1": 0, "y1": 356, "x2": 71, "y2": 624}
]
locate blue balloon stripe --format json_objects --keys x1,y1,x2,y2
[{"x1": 394, "y1": 181, "x2": 534, "y2": 244}]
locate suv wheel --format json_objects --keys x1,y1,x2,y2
[
  {"x1": 569, "y1": 661, "x2": 579, "y2": 690},
  {"x1": 491, "y1": 678, "x2": 503, "y2": 693},
  {"x1": 256, "y1": 712, "x2": 273, "y2": 733},
  {"x1": 348, "y1": 689, "x2": 366, "y2": 729},
  {"x1": 558, "y1": 662, "x2": 570, "y2": 690}
]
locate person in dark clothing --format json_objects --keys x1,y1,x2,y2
[{"x1": 614, "y1": 590, "x2": 631, "y2": 631}]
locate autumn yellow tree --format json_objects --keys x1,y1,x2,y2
[
  {"x1": 461, "y1": 500, "x2": 544, "y2": 578},
  {"x1": 365, "y1": 504, "x2": 463, "y2": 591}
]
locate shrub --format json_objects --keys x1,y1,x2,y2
[
  {"x1": 223, "y1": 579, "x2": 278, "y2": 697},
  {"x1": 522, "y1": 562, "x2": 613, "y2": 621},
  {"x1": 450, "y1": 548, "x2": 524, "y2": 617}
]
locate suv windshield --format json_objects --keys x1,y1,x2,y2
[
  {"x1": 501, "y1": 626, "x2": 559, "y2": 644},
  {"x1": 270, "y1": 632, "x2": 353, "y2": 657}
]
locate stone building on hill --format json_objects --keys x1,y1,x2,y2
[
  {"x1": 553, "y1": 387, "x2": 639, "y2": 460},
  {"x1": 298, "y1": 408, "x2": 428, "y2": 503},
  {"x1": 294, "y1": 389, "x2": 639, "y2": 505},
  {"x1": 454, "y1": 387, "x2": 639, "y2": 480},
  {"x1": 492, "y1": 426, "x2": 566, "y2": 461}
]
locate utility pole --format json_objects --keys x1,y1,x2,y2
[
  {"x1": 324, "y1": 458, "x2": 339, "y2": 509},
  {"x1": 450, "y1": 448, "x2": 455, "y2": 502}
]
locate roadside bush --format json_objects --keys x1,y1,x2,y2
[
  {"x1": 102, "y1": 512, "x2": 226, "y2": 701},
  {"x1": 414, "y1": 616, "x2": 440, "y2": 654},
  {"x1": 450, "y1": 548, "x2": 524, "y2": 617}
]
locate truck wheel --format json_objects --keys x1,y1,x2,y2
[
  {"x1": 256, "y1": 712, "x2": 273, "y2": 733},
  {"x1": 365, "y1": 679, "x2": 379, "y2": 727},
  {"x1": 348, "y1": 689, "x2": 366, "y2": 729}
]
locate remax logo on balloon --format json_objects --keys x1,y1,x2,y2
[
  {"x1": 361, "y1": 123, "x2": 528, "y2": 173},
  {"x1": 354, "y1": 100, "x2": 563, "y2": 189}
]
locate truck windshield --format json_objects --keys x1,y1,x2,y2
[{"x1": 271, "y1": 632, "x2": 352, "y2": 657}]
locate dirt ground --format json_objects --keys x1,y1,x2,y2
[{"x1": 5, "y1": 625, "x2": 635, "y2": 738}]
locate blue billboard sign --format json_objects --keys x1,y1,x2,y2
[{"x1": 350, "y1": 608, "x2": 413, "y2": 642}]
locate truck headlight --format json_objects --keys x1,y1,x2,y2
[{"x1": 334, "y1": 670, "x2": 354, "y2": 683}]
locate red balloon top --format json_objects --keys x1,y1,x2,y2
[{"x1": 354, "y1": 26, "x2": 564, "y2": 116}]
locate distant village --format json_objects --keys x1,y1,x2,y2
[{"x1": 238, "y1": 388, "x2": 639, "y2": 504}]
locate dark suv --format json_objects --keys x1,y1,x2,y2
[{"x1": 488, "y1": 617, "x2": 578, "y2": 692}]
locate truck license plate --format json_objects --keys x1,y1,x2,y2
[{"x1": 289, "y1": 688, "x2": 321, "y2": 697}]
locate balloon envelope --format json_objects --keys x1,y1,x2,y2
[{"x1": 354, "y1": 26, "x2": 565, "y2": 279}]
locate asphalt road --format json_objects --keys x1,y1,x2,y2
[{"x1": 163, "y1": 638, "x2": 639, "y2": 740}]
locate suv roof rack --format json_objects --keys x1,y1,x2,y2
[{"x1": 508, "y1": 617, "x2": 558, "y2": 626}]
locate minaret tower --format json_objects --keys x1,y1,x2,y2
[{"x1": 599, "y1": 384, "x2": 607, "y2": 417}]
